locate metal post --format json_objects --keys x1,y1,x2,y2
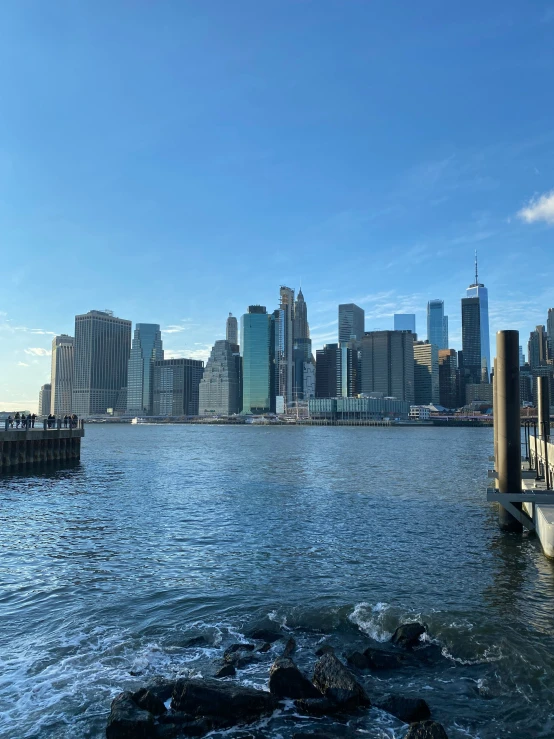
[
  {"x1": 496, "y1": 330, "x2": 523, "y2": 532},
  {"x1": 493, "y1": 358, "x2": 498, "y2": 488},
  {"x1": 533, "y1": 419, "x2": 539, "y2": 477},
  {"x1": 537, "y1": 376, "x2": 551, "y2": 489}
]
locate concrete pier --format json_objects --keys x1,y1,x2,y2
[{"x1": 0, "y1": 427, "x2": 84, "y2": 472}]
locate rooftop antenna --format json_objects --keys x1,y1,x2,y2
[{"x1": 474, "y1": 250, "x2": 478, "y2": 285}]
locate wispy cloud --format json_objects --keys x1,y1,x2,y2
[
  {"x1": 165, "y1": 346, "x2": 210, "y2": 362},
  {"x1": 24, "y1": 347, "x2": 51, "y2": 357},
  {"x1": 162, "y1": 319, "x2": 196, "y2": 335},
  {"x1": 17, "y1": 361, "x2": 30, "y2": 367},
  {"x1": 162, "y1": 325, "x2": 186, "y2": 334},
  {"x1": 518, "y1": 189, "x2": 554, "y2": 225}
]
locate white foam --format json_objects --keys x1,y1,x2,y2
[{"x1": 348, "y1": 601, "x2": 393, "y2": 642}]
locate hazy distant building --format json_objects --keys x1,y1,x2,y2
[
  {"x1": 465, "y1": 383, "x2": 493, "y2": 405},
  {"x1": 152, "y1": 358, "x2": 204, "y2": 416},
  {"x1": 51, "y1": 334, "x2": 74, "y2": 415},
  {"x1": 294, "y1": 288, "x2": 309, "y2": 340},
  {"x1": 276, "y1": 286, "x2": 295, "y2": 406},
  {"x1": 361, "y1": 330, "x2": 414, "y2": 402},
  {"x1": 528, "y1": 325, "x2": 548, "y2": 369},
  {"x1": 126, "y1": 324, "x2": 164, "y2": 415},
  {"x1": 427, "y1": 300, "x2": 448, "y2": 350},
  {"x1": 241, "y1": 306, "x2": 271, "y2": 414},
  {"x1": 519, "y1": 346, "x2": 525, "y2": 367},
  {"x1": 199, "y1": 340, "x2": 240, "y2": 416},
  {"x1": 72, "y1": 310, "x2": 132, "y2": 417},
  {"x1": 438, "y1": 349, "x2": 458, "y2": 408},
  {"x1": 38, "y1": 383, "x2": 51, "y2": 416},
  {"x1": 548, "y1": 308, "x2": 554, "y2": 360},
  {"x1": 394, "y1": 314, "x2": 416, "y2": 334},
  {"x1": 226, "y1": 313, "x2": 238, "y2": 347},
  {"x1": 292, "y1": 289, "x2": 313, "y2": 400},
  {"x1": 461, "y1": 258, "x2": 490, "y2": 383},
  {"x1": 414, "y1": 341, "x2": 439, "y2": 405},
  {"x1": 338, "y1": 303, "x2": 365, "y2": 343}
]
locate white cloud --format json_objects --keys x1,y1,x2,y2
[
  {"x1": 17, "y1": 361, "x2": 30, "y2": 367},
  {"x1": 518, "y1": 189, "x2": 554, "y2": 225},
  {"x1": 165, "y1": 347, "x2": 210, "y2": 362},
  {"x1": 162, "y1": 325, "x2": 186, "y2": 334},
  {"x1": 24, "y1": 347, "x2": 51, "y2": 356}
]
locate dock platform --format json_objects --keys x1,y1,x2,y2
[{"x1": 0, "y1": 426, "x2": 85, "y2": 472}]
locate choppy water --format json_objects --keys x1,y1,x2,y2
[{"x1": 1, "y1": 424, "x2": 554, "y2": 738}]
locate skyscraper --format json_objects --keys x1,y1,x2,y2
[
  {"x1": 547, "y1": 308, "x2": 554, "y2": 359},
  {"x1": 152, "y1": 358, "x2": 204, "y2": 416},
  {"x1": 276, "y1": 286, "x2": 295, "y2": 406},
  {"x1": 461, "y1": 256, "x2": 490, "y2": 383},
  {"x1": 199, "y1": 340, "x2": 240, "y2": 416},
  {"x1": 528, "y1": 325, "x2": 548, "y2": 369},
  {"x1": 361, "y1": 330, "x2": 415, "y2": 402},
  {"x1": 292, "y1": 288, "x2": 313, "y2": 400},
  {"x1": 51, "y1": 334, "x2": 74, "y2": 415},
  {"x1": 126, "y1": 324, "x2": 164, "y2": 415},
  {"x1": 72, "y1": 310, "x2": 132, "y2": 417},
  {"x1": 38, "y1": 384, "x2": 51, "y2": 416},
  {"x1": 519, "y1": 346, "x2": 525, "y2": 367},
  {"x1": 241, "y1": 306, "x2": 271, "y2": 414},
  {"x1": 293, "y1": 288, "x2": 309, "y2": 340},
  {"x1": 427, "y1": 300, "x2": 448, "y2": 350},
  {"x1": 438, "y1": 349, "x2": 458, "y2": 408},
  {"x1": 394, "y1": 314, "x2": 416, "y2": 334},
  {"x1": 414, "y1": 341, "x2": 440, "y2": 405},
  {"x1": 316, "y1": 343, "x2": 357, "y2": 398},
  {"x1": 338, "y1": 303, "x2": 365, "y2": 343},
  {"x1": 226, "y1": 313, "x2": 238, "y2": 347}
]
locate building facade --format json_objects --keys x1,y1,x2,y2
[
  {"x1": 309, "y1": 396, "x2": 411, "y2": 420},
  {"x1": 51, "y1": 334, "x2": 74, "y2": 415},
  {"x1": 276, "y1": 286, "x2": 295, "y2": 406},
  {"x1": 199, "y1": 340, "x2": 240, "y2": 416},
  {"x1": 438, "y1": 349, "x2": 458, "y2": 408},
  {"x1": 361, "y1": 330, "x2": 415, "y2": 402},
  {"x1": 226, "y1": 313, "x2": 238, "y2": 347},
  {"x1": 338, "y1": 303, "x2": 365, "y2": 343},
  {"x1": 528, "y1": 325, "x2": 548, "y2": 369},
  {"x1": 394, "y1": 314, "x2": 416, "y2": 334},
  {"x1": 413, "y1": 341, "x2": 440, "y2": 405},
  {"x1": 38, "y1": 384, "x2": 52, "y2": 416},
  {"x1": 241, "y1": 306, "x2": 271, "y2": 414},
  {"x1": 462, "y1": 260, "x2": 491, "y2": 383},
  {"x1": 126, "y1": 323, "x2": 164, "y2": 415},
  {"x1": 427, "y1": 300, "x2": 448, "y2": 350},
  {"x1": 72, "y1": 310, "x2": 132, "y2": 417},
  {"x1": 152, "y1": 358, "x2": 204, "y2": 416}
]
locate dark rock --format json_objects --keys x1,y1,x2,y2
[
  {"x1": 294, "y1": 697, "x2": 344, "y2": 716},
  {"x1": 245, "y1": 628, "x2": 283, "y2": 643},
  {"x1": 225, "y1": 643, "x2": 256, "y2": 655},
  {"x1": 405, "y1": 720, "x2": 449, "y2": 739},
  {"x1": 257, "y1": 642, "x2": 272, "y2": 653},
  {"x1": 183, "y1": 635, "x2": 212, "y2": 648},
  {"x1": 345, "y1": 651, "x2": 368, "y2": 670},
  {"x1": 293, "y1": 733, "x2": 346, "y2": 739},
  {"x1": 222, "y1": 644, "x2": 258, "y2": 669},
  {"x1": 171, "y1": 678, "x2": 278, "y2": 727},
  {"x1": 106, "y1": 691, "x2": 156, "y2": 739},
  {"x1": 412, "y1": 643, "x2": 444, "y2": 665},
  {"x1": 282, "y1": 636, "x2": 296, "y2": 658},
  {"x1": 375, "y1": 694, "x2": 431, "y2": 723},
  {"x1": 215, "y1": 663, "x2": 236, "y2": 678},
  {"x1": 390, "y1": 622, "x2": 426, "y2": 650},
  {"x1": 363, "y1": 645, "x2": 408, "y2": 670},
  {"x1": 315, "y1": 644, "x2": 335, "y2": 657},
  {"x1": 156, "y1": 714, "x2": 213, "y2": 737},
  {"x1": 131, "y1": 688, "x2": 167, "y2": 716},
  {"x1": 269, "y1": 657, "x2": 322, "y2": 699},
  {"x1": 143, "y1": 677, "x2": 178, "y2": 703},
  {"x1": 312, "y1": 653, "x2": 370, "y2": 710}
]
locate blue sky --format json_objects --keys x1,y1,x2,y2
[{"x1": 2, "y1": 0, "x2": 554, "y2": 411}]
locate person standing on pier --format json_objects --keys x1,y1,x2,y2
[
  {"x1": 30, "y1": 413, "x2": 36, "y2": 428},
  {"x1": 15, "y1": 412, "x2": 20, "y2": 428}
]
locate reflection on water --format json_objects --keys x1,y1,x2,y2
[{"x1": 1, "y1": 424, "x2": 554, "y2": 738}]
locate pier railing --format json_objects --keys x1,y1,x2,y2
[
  {"x1": 529, "y1": 434, "x2": 554, "y2": 490},
  {"x1": 3, "y1": 418, "x2": 84, "y2": 432}
]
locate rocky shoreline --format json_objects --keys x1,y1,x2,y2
[{"x1": 106, "y1": 621, "x2": 453, "y2": 738}]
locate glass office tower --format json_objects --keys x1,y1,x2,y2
[
  {"x1": 241, "y1": 306, "x2": 271, "y2": 414},
  {"x1": 427, "y1": 300, "x2": 448, "y2": 350},
  {"x1": 463, "y1": 263, "x2": 490, "y2": 382},
  {"x1": 127, "y1": 323, "x2": 164, "y2": 415},
  {"x1": 394, "y1": 314, "x2": 416, "y2": 334}
]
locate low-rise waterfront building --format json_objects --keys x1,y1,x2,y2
[{"x1": 308, "y1": 396, "x2": 411, "y2": 421}]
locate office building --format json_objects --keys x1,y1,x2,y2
[
  {"x1": 361, "y1": 330, "x2": 415, "y2": 402},
  {"x1": 293, "y1": 288, "x2": 309, "y2": 340},
  {"x1": 519, "y1": 346, "x2": 525, "y2": 367},
  {"x1": 309, "y1": 396, "x2": 411, "y2": 421},
  {"x1": 394, "y1": 314, "x2": 416, "y2": 334},
  {"x1": 275, "y1": 286, "x2": 295, "y2": 407},
  {"x1": 528, "y1": 325, "x2": 548, "y2": 369},
  {"x1": 38, "y1": 384, "x2": 52, "y2": 416},
  {"x1": 226, "y1": 313, "x2": 238, "y2": 348},
  {"x1": 199, "y1": 340, "x2": 240, "y2": 416},
  {"x1": 292, "y1": 288, "x2": 313, "y2": 400},
  {"x1": 241, "y1": 306, "x2": 271, "y2": 414},
  {"x1": 72, "y1": 310, "x2": 132, "y2": 417},
  {"x1": 520, "y1": 364, "x2": 533, "y2": 405},
  {"x1": 338, "y1": 303, "x2": 365, "y2": 343},
  {"x1": 316, "y1": 343, "x2": 358, "y2": 399},
  {"x1": 427, "y1": 300, "x2": 448, "y2": 350},
  {"x1": 461, "y1": 256, "x2": 490, "y2": 383},
  {"x1": 548, "y1": 308, "x2": 554, "y2": 360},
  {"x1": 51, "y1": 334, "x2": 74, "y2": 415},
  {"x1": 413, "y1": 341, "x2": 439, "y2": 405},
  {"x1": 465, "y1": 383, "x2": 493, "y2": 405},
  {"x1": 152, "y1": 358, "x2": 203, "y2": 416},
  {"x1": 438, "y1": 349, "x2": 458, "y2": 408},
  {"x1": 126, "y1": 324, "x2": 164, "y2": 415}
]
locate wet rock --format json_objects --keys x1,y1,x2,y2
[
  {"x1": 363, "y1": 645, "x2": 408, "y2": 670},
  {"x1": 293, "y1": 733, "x2": 347, "y2": 739},
  {"x1": 106, "y1": 691, "x2": 156, "y2": 739},
  {"x1": 268, "y1": 657, "x2": 322, "y2": 699},
  {"x1": 225, "y1": 643, "x2": 256, "y2": 655},
  {"x1": 171, "y1": 678, "x2": 278, "y2": 727},
  {"x1": 405, "y1": 720, "x2": 449, "y2": 739},
  {"x1": 257, "y1": 642, "x2": 272, "y2": 653},
  {"x1": 295, "y1": 697, "x2": 344, "y2": 716},
  {"x1": 412, "y1": 643, "x2": 444, "y2": 665},
  {"x1": 223, "y1": 643, "x2": 258, "y2": 669},
  {"x1": 375, "y1": 694, "x2": 431, "y2": 723},
  {"x1": 312, "y1": 653, "x2": 370, "y2": 710},
  {"x1": 315, "y1": 644, "x2": 335, "y2": 657},
  {"x1": 142, "y1": 677, "x2": 177, "y2": 703},
  {"x1": 183, "y1": 635, "x2": 212, "y2": 648},
  {"x1": 157, "y1": 714, "x2": 213, "y2": 737},
  {"x1": 345, "y1": 651, "x2": 368, "y2": 670},
  {"x1": 245, "y1": 627, "x2": 283, "y2": 643},
  {"x1": 283, "y1": 636, "x2": 296, "y2": 658},
  {"x1": 390, "y1": 622, "x2": 426, "y2": 650},
  {"x1": 215, "y1": 663, "x2": 236, "y2": 678},
  {"x1": 131, "y1": 688, "x2": 167, "y2": 716}
]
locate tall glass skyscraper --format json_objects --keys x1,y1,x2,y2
[
  {"x1": 427, "y1": 300, "x2": 448, "y2": 350},
  {"x1": 461, "y1": 257, "x2": 491, "y2": 383},
  {"x1": 127, "y1": 323, "x2": 164, "y2": 415},
  {"x1": 241, "y1": 306, "x2": 271, "y2": 414},
  {"x1": 226, "y1": 313, "x2": 238, "y2": 347},
  {"x1": 338, "y1": 303, "x2": 365, "y2": 343},
  {"x1": 51, "y1": 334, "x2": 74, "y2": 415}
]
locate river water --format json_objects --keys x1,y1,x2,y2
[{"x1": 1, "y1": 425, "x2": 553, "y2": 738}]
